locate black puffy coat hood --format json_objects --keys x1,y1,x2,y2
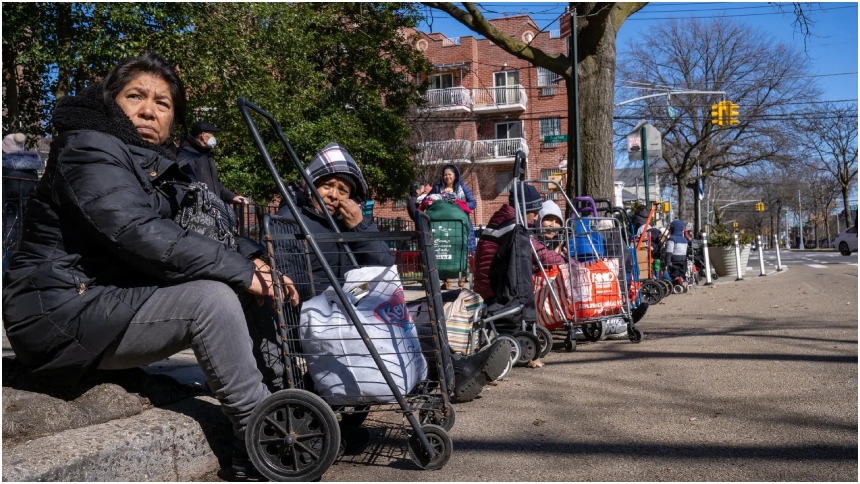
[{"x1": 2, "y1": 82, "x2": 253, "y2": 384}]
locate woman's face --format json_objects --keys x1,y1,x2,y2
[
  {"x1": 313, "y1": 174, "x2": 352, "y2": 215},
  {"x1": 115, "y1": 73, "x2": 174, "y2": 145},
  {"x1": 443, "y1": 169, "x2": 456, "y2": 188},
  {"x1": 542, "y1": 216, "x2": 562, "y2": 238}
]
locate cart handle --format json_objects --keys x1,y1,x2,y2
[{"x1": 237, "y1": 98, "x2": 358, "y2": 268}]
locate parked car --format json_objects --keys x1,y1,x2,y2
[{"x1": 834, "y1": 226, "x2": 858, "y2": 256}]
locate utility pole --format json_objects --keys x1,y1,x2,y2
[
  {"x1": 798, "y1": 190, "x2": 804, "y2": 250},
  {"x1": 642, "y1": 124, "x2": 649, "y2": 206}
]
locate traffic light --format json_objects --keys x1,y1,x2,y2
[
  {"x1": 728, "y1": 103, "x2": 740, "y2": 125},
  {"x1": 711, "y1": 101, "x2": 726, "y2": 126},
  {"x1": 755, "y1": 202, "x2": 765, "y2": 212},
  {"x1": 663, "y1": 201, "x2": 670, "y2": 213}
]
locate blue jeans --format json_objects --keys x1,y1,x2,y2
[{"x1": 98, "y1": 280, "x2": 283, "y2": 439}]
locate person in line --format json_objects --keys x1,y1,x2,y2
[
  {"x1": 537, "y1": 199, "x2": 566, "y2": 254},
  {"x1": 2, "y1": 133, "x2": 43, "y2": 270},
  {"x1": 178, "y1": 120, "x2": 249, "y2": 205},
  {"x1": 407, "y1": 181, "x2": 424, "y2": 222},
  {"x1": 428, "y1": 164, "x2": 477, "y2": 287},
  {"x1": 429, "y1": 164, "x2": 477, "y2": 211},
  {"x1": 473, "y1": 184, "x2": 566, "y2": 302},
  {"x1": 663, "y1": 218, "x2": 690, "y2": 284},
  {"x1": 0, "y1": 52, "x2": 298, "y2": 479},
  {"x1": 275, "y1": 144, "x2": 510, "y2": 404}
]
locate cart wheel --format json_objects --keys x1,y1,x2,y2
[
  {"x1": 628, "y1": 327, "x2": 644, "y2": 343},
  {"x1": 513, "y1": 331, "x2": 540, "y2": 366},
  {"x1": 245, "y1": 389, "x2": 340, "y2": 482},
  {"x1": 494, "y1": 334, "x2": 520, "y2": 376},
  {"x1": 420, "y1": 401, "x2": 456, "y2": 431},
  {"x1": 408, "y1": 424, "x2": 453, "y2": 471},
  {"x1": 659, "y1": 280, "x2": 672, "y2": 297},
  {"x1": 534, "y1": 325, "x2": 553, "y2": 358},
  {"x1": 338, "y1": 405, "x2": 370, "y2": 427},
  {"x1": 640, "y1": 280, "x2": 663, "y2": 305},
  {"x1": 564, "y1": 335, "x2": 576, "y2": 352},
  {"x1": 581, "y1": 322, "x2": 604, "y2": 342}
]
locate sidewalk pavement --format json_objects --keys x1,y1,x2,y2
[{"x1": 0, "y1": 266, "x2": 790, "y2": 481}]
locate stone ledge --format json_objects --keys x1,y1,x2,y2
[{"x1": 1, "y1": 395, "x2": 230, "y2": 482}]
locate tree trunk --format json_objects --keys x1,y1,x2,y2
[
  {"x1": 3, "y1": 60, "x2": 20, "y2": 131},
  {"x1": 676, "y1": 177, "x2": 687, "y2": 222},
  {"x1": 842, "y1": 186, "x2": 852, "y2": 228},
  {"x1": 576, "y1": 14, "x2": 618, "y2": 201},
  {"x1": 54, "y1": 3, "x2": 73, "y2": 101}
]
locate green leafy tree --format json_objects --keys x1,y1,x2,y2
[
  {"x1": 176, "y1": 3, "x2": 430, "y2": 202},
  {"x1": 3, "y1": 3, "x2": 429, "y2": 202},
  {"x1": 2, "y1": 2, "x2": 196, "y2": 142}
]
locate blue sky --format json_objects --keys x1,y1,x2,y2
[{"x1": 417, "y1": 2, "x2": 858, "y2": 103}]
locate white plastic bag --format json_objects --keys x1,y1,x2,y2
[{"x1": 300, "y1": 265, "x2": 428, "y2": 405}]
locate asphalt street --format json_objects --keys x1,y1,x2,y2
[{"x1": 196, "y1": 262, "x2": 858, "y2": 481}]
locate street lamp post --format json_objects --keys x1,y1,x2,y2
[{"x1": 798, "y1": 190, "x2": 804, "y2": 250}]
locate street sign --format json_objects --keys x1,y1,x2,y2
[
  {"x1": 559, "y1": 12, "x2": 571, "y2": 38},
  {"x1": 544, "y1": 134, "x2": 568, "y2": 143},
  {"x1": 626, "y1": 120, "x2": 662, "y2": 161},
  {"x1": 850, "y1": 205, "x2": 857, "y2": 211}
]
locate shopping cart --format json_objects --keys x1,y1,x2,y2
[
  {"x1": 521, "y1": 175, "x2": 644, "y2": 352},
  {"x1": 238, "y1": 99, "x2": 454, "y2": 481}
]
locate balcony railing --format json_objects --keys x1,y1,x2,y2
[
  {"x1": 473, "y1": 138, "x2": 529, "y2": 163},
  {"x1": 417, "y1": 139, "x2": 472, "y2": 164},
  {"x1": 471, "y1": 85, "x2": 528, "y2": 112},
  {"x1": 424, "y1": 87, "x2": 472, "y2": 111}
]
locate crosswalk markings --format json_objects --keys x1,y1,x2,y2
[{"x1": 808, "y1": 264, "x2": 827, "y2": 268}]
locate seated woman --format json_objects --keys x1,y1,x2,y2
[
  {"x1": 428, "y1": 164, "x2": 477, "y2": 287},
  {"x1": 1, "y1": 52, "x2": 298, "y2": 479},
  {"x1": 474, "y1": 184, "x2": 566, "y2": 303},
  {"x1": 537, "y1": 199, "x2": 567, "y2": 255},
  {"x1": 275, "y1": 145, "x2": 509, "y2": 403}
]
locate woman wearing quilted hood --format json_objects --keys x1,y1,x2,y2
[
  {"x1": 275, "y1": 144, "x2": 511, "y2": 404},
  {"x1": 1, "y1": 52, "x2": 297, "y2": 478}
]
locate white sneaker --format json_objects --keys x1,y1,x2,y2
[{"x1": 605, "y1": 330, "x2": 629, "y2": 340}]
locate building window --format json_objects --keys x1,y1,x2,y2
[
  {"x1": 537, "y1": 67, "x2": 556, "y2": 86},
  {"x1": 537, "y1": 67, "x2": 558, "y2": 96},
  {"x1": 496, "y1": 172, "x2": 513, "y2": 196},
  {"x1": 394, "y1": 199, "x2": 407, "y2": 209},
  {"x1": 540, "y1": 117, "x2": 561, "y2": 148},
  {"x1": 540, "y1": 168, "x2": 557, "y2": 193},
  {"x1": 543, "y1": 192, "x2": 560, "y2": 201},
  {"x1": 495, "y1": 121, "x2": 524, "y2": 140},
  {"x1": 430, "y1": 73, "x2": 454, "y2": 90}
]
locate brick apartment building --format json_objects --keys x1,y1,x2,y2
[{"x1": 373, "y1": 15, "x2": 571, "y2": 226}]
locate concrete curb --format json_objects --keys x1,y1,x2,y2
[{"x1": 2, "y1": 395, "x2": 230, "y2": 481}]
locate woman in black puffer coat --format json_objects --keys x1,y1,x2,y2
[{"x1": 1, "y1": 52, "x2": 297, "y2": 476}]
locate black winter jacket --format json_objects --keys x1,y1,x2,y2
[
  {"x1": 2, "y1": 83, "x2": 254, "y2": 383},
  {"x1": 177, "y1": 136, "x2": 237, "y2": 203},
  {"x1": 274, "y1": 201, "x2": 395, "y2": 301}
]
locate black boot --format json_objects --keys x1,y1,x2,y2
[
  {"x1": 230, "y1": 435, "x2": 260, "y2": 479},
  {"x1": 451, "y1": 339, "x2": 511, "y2": 403}
]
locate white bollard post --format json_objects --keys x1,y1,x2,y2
[
  {"x1": 773, "y1": 234, "x2": 783, "y2": 272},
  {"x1": 757, "y1": 234, "x2": 766, "y2": 277},
  {"x1": 702, "y1": 232, "x2": 713, "y2": 286},
  {"x1": 733, "y1": 233, "x2": 744, "y2": 281}
]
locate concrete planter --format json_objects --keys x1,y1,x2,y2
[{"x1": 708, "y1": 245, "x2": 750, "y2": 278}]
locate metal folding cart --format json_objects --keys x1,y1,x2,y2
[
  {"x1": 238, "y1": 99, "x2": 454, "y2": 481},
  {"x1": 517, "y1": 169, "x2": 644, "y2": 352}
]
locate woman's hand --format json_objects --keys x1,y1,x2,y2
[
  {"x1": 336, "y1": 198, "x2": 364, "y2": 229},
  {"x1": 247, "y1": 258, "x2": 299, "y2": 307}
]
